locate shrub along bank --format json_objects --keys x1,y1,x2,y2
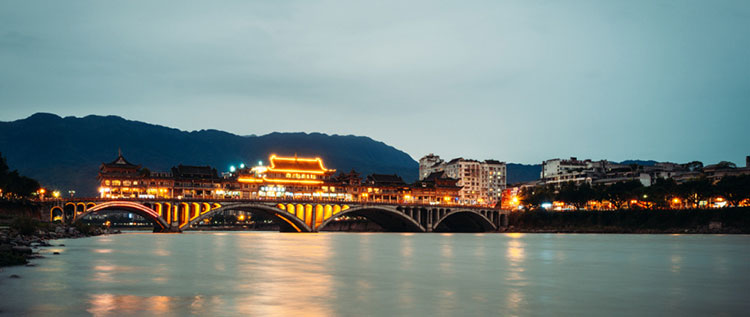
[{"x1": 507, "y1": 207, "x2": 750, "y2": 233}]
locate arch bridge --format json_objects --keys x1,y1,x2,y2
[{"x1": 46, "y1": 199, "x2": 509, "y2": 233}]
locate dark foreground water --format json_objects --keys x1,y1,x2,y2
[{"x1": 1, "y1": 232, "x2": 749, "y2": 316}]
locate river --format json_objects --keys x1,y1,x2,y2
[{"x1": 1, "y1": 232, "x2": 749, "y2": 316}]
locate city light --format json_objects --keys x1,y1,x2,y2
[{"x1": 229, "y1": 165, "x2": 236, "y2": 172}]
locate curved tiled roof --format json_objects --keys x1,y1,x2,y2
[{"x1": 267, "y1": 155, "x2": 331, "y2": 173}]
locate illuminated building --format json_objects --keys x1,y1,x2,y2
[
  {"x1": 95, "y1": 151, "x2": 487, "y2": 206},
  {"x1": 363, "y1": 174, "x2": 408, "y2": 203},
  {"x1": 97, "y1": 150, "x2": 146, "y2": 198},
  {"x1": 419, "y1": 154, "x2": 507, "y2": 205},
  {"x1": 410, "y1": 172, "x2": 461, "y2": 205},
  {"x1": 237, "y1": 154, "x2": 342, "y2": 199},
  {"x1": 170, "y1": 165, "x2": 228, "y2": 199}
]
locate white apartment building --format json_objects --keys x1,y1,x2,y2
[{"x1": 419, "y1": 154, "x2": 506, "y2": 205}]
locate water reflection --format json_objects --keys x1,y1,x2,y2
[
  {"x1": 87, "y1": 294, "x2": 173, "y2": 316},
  {"x1": 233, "y1": 233, "x2": 334, "y2": 316},
  {"x1": 2, "y1": 233, "x2": 748, "y2": 316},
  {"x1": 505, "y1": 234, "x2": 527, "y2": 315}
]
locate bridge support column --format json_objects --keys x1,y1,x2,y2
[
  {"x1": 426, "y1": 209, "x2": 433, "y2": 232},
  {"x1": 311, "y1": 208, "x2": 318, "y2": 232}
]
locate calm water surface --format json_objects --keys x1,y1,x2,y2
[{"x1": 1, "y1": 232, "x2": 749, "y2": 316}]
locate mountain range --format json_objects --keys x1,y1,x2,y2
[
  {"x1": 0, "y1": 113, "x2": 689, "y2": 196},
  {"x1": 0, "y1": 113, "x2": 424, "y2": 196}
]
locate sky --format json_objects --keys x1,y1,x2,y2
[{"x1": 1, "y1": 0, "x2": 749, "y2": 165}]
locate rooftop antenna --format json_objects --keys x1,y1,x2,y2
[{"x1": 118, "y1": 147, "x2": 122, "y2": 157}]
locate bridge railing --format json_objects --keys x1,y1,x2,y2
[{"x1": 47, "y1": 197, "x2": 500, "y2": 210}]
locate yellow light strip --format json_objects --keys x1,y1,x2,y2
[
  {"x1": 262, "y1": 177, "x2": 324, "y2": 184},
  {"x1": 274, "y1": 214, "x2": 302, "y2": 232},
  {"x1": 238, "y1": 177, "x2": 263, "y2": 183},
  {"x1": 269, "y1": 154, "x2": 329, "y2": 171},
  {"x1": 266, "y1": 169, "x2": 326, "y2": 174}
]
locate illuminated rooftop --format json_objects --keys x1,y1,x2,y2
[{"x1": 267, "y1": 154, "x2": 333, "y2": 174}]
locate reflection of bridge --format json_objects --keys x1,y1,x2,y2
[{"x1": 47, "y1": 199, "x2": 509, "y2": 233}]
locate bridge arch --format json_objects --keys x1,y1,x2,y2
[
  {"x1": 50, "y1": 206, "x2": 63, "y2": 222},
  {"x1": 181, "y1": 203, "x2": 312, "y2": 232},
  {"x1": 433, "y1": 210, "x2": 497, "y2": 232},
  {"x1": 316, "y1": 206, "x2": 426, "y2": 232},
  {"x1": 76, "y1": 201, "x2": 169, "y2": 232}
]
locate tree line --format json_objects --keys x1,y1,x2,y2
[
  {"x1": 0, "y1": 152, "x2": 41, "y2": 199},
  {"x1": 520, "y1": 175, "x2": 750, "y2": 210}
]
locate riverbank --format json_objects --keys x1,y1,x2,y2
[
  {"x1": 0, "y1": 216, "x2": 119, "y2": 267},
  {"x1": 506, "y1": 207, "x2": 750, "y2": 234}
]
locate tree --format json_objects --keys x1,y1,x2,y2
[
  {"x1": 520, "y1": 185, "x2": 555, "y2": 210},
  {"x1": 716, "y1": 161, "x2": 737, "y2": 169},
  {"x1": 604, "y1": 180, "x2": 643, "y2": 209},
  {"x1": 678, "y1": 177, "x2": 714, "y2": 208},
  {"x1": 640, "y1": 178, "x2": 678, "y2": 209},
  {"x1": 716, "y1": 175, "x2": 750, "y2": 207},
  {"x1": 0, "y1": 152, "x2": 41, "y2": 198},
  {"x1": 557, "y1": 182, "x2": 595, "y2": 210},
  {"x1": 682, "y1": 161, "x2": 703, "y2": 172}
]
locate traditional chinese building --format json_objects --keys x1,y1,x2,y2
[
  {"x1": 237, "y1": 154, "x2": 343, "y2": 199},
  {"x1": 98, "y1": 150, "x2": 146, "y2": 198},
  {"x1": 409, "y1": 172, "x2": 461, "y2": 205}
]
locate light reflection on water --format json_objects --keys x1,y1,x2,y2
[{"x1": 0, "y1": 232, "x2": 749, "y2": 316}]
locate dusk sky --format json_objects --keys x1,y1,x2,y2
[{"x1": 1, "y1": 1, "x2": 748, "y2": 165}]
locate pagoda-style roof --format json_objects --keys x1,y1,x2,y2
[
  {"x1": 267, "y1": 154, "x2": 333, "y2": 174},
  {"x1": 101, "y1": 151, "x2": 140, "y2": 169}
]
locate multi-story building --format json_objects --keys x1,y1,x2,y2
[
  {"x1": 236, "y1": 154, "x2": 341, "y2": 200},
  {"x1": 419, "y1": 153, "x2": 445, "y2": 179},
  {"x1": 98, "y1": 151, "x2": 146, "y2": 198},
  {"x1": 419, "y1": 154, "x2": 506, "y2": 205},
  {"x1": 98, "y1": 152, "x2": 464, "y2": 204}
]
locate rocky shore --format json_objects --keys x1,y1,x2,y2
[{"x1": 0, "y1": 219, "x2": 120, "y2": 267}]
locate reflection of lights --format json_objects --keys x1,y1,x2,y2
[{"x1": 541, "y1": 202, "x2": 552, "y2": 209}]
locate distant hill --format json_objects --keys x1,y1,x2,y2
[
  {"x1": 618, "y1": 160, "x2": 658, "y2": 166},
  {"x1": 506, "y1": 163, "x2": 541, "y2": 185},
  {"x1": 0, "y1": 113, "x2": 418, "y2": 196}
]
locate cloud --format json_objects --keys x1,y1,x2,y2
[{"x1": 1, "y1": 0, "x2": 749, "y2": 164}]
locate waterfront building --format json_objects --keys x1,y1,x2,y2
[
  {"x1": 96, "y1": 151, "x2": 493, "y2": 206},
  {"x1": 419, "y1": 153, "x2": 445, "y2": 179},
  {"x1": 410, "y1": 172, "x2": 462, "y2": 205},
  {"x1": 419, "y1": 154, "x2": 506, "y2": 205},
  {"x1": 237, "y1": 154, "x2": 344, "y2": 200},
  {"x1": 363, "y1": 174, "x2": 408, "y2": 203},
  {"x1": 98, "y1": 151, "x2": 146, "y2": 198},
  {"x1": 170, "y1": 165, "x2": 227, "y2": 199}
]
